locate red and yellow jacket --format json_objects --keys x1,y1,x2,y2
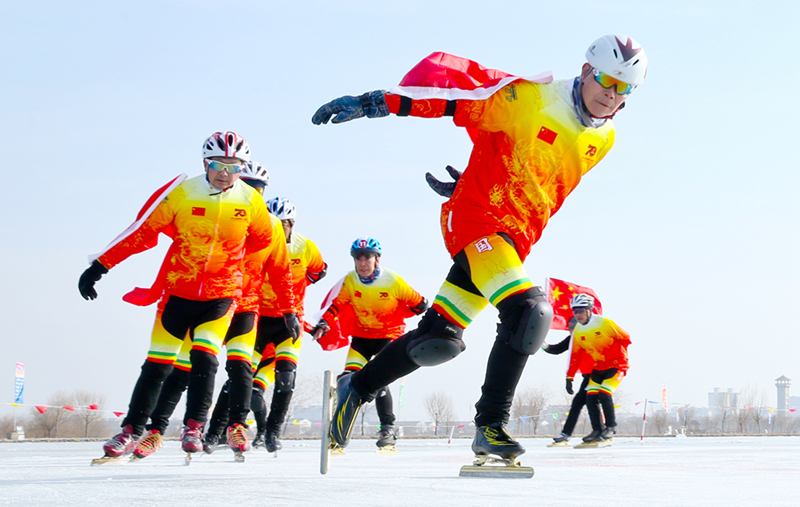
[
  {"x1": 321, "y1": 269, "x2": 424, "y2": 339},
  {"x1": 259, "y1": 231, "x2": 326, "y2": 319},
  {"x1": 567, "y1": 315, "x2": 631, "y2": 379},
  {"x1": 97, "y1": 175, "x2": 275, "y2": 301},
  {"x1": 383, "y1": 55, "x2": 615, "y2": 260},
  {"x1": 238, "y1": 214, "x2": 295, "y2": 314}
]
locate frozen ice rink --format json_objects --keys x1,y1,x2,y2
[{"x1": 1, "y1": 436, "x2": 797, "y2": 507}]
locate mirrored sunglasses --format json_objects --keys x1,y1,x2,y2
[
  {"x1": 591, "y1": 68, "x2": 634, "y2": 95},
  {"x1": 207, "y1": 159, "x2": 244, "y2": 174}
]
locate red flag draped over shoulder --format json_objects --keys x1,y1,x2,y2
[
  {"x1": 546, "y1": 277, "x2": 603, "y2": 330},
  {"x1": 108, "y1": 174, "x2": 186, "y2": 307},
  {"x1": 388, "y1": 52, "x2": 553, "y2": 142},
  {"x1": 311, "y1": 277, "x2": 357, "y2": 352}
]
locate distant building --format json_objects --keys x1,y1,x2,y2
[
  {"x1": 775, "y1": 376, "x2": 791, "y2": 411},
  {"x1": 708, "y1": 388, "x2": 738, "y2": 415}
]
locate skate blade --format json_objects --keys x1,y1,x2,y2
[
  {"x1": 233, "y1": 451, "x2": 245, "y2": 463},
  {"x1": 376, "y1": 445, "x2": 397, "y2": 454},
  {"x1": 330, "y1": 446, "x2": 346, "y2": 455},
  {"x1": 574, "y1": 440, "x2": 612, "y2": 448},
  {"x1": 459, "y1": 464, "x2": 534, "y2": 479},
  {"x1": 547, "y1": 442, "x2": 571, "y2": 447},
  {"x1": 90, "y1": 455, "x2": 129, "y2": 466}
]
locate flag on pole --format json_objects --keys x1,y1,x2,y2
[
  {"x1": 545, "y1": 278, "x2": 603, "y2": 330},
  {"x1": 14, "y1": 363, "x2": 24, "y2": 404}
]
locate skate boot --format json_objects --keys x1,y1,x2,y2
[
  {"x1": 102, "y1": 424, "x2": 138, "y2": 458},
  {"x1": 582, "y1": 429, "x2": 604, "y2": 443},
  {"x1": 132, "y1": 429, "x2": 163, "y2": 459},
  {"x1": 203, "y1": 432, "x2": 220, "y2": 454},
  {"x1": 376, "y1": 425, "x2": 397, "y2": 448},
  {"x1": 265, "y1": 425, "x2": 282, "y2": 453},
  {"x1": 600, "y1": 425, "x2": 616, "y2": 441},
  {"x1": 252, "y1": 431, "x2": 266, "y2": 449},
  {"x1": 552, "y1": 432, "x2": 571, "y2": 444},
  {"x1": 330, "y1": 373, "x2": 364, "y2": 447},
  {"x1": 227, "y1": 423, "x2": 251, "y2": 453},
  {"x1": 472, "y1": 424, "x2": 526, "y2": 461},
  {"x1": 181, "y1": 419, "x2": 205, "y2": 453}
]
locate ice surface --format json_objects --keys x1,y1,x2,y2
[{"x1": 1, "y1": 436, "x2": 797, "y2": 507}]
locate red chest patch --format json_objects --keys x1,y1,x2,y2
[
  {"x1": 537, "y1": 126, "x2": 557, "y2": 145},
  {"x1": 192, "y1": 207, "x2": 206, "y2": 216}
]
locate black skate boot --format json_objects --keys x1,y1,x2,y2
[
  {"x1": 376, "y1": 425, "x2": 397, "y2": 448},
  {"x1": 252, "y1": 431, "x2": 266, "y2": 449},
  {"x1": 472, "y1": 424, "x2": 525, "y2": 460},
  {"x1": 600, "y1": 425, "x2": 616, "y2": 441},
  {"x1": 203, "y1": 432, "x2": 221, "y2": 454},
  {"x1": 264, "y1": 425, "x2": 283, "y2": 453},
  {"x1": 553, "y1": 432, "x2": 571, "y2": 444},
  {"x1": 582, "y1": 429, "x2": 604, "y2": 443},
  {"x1": 330, "y1": 373, "x2": 363, "y2": 447}
]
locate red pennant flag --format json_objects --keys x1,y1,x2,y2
[
  {"x1": 35, "y1": 405, "x2": 48, "y2": 414},
  {"x1": 546, "y1": 278, "x2": 603, "y2": 330},
  {"x1": 88, "y1": 404, "x2": 99, "y2": 410},
  {"x1": 62, "y1": 405, "x2": 75, "y2": 411},
  {"x1": 314, "y1": 279, "x2": 356, "y2": 351},
  {"x1": 113, "y1": 411, "x2": 125, "y2": 417}
]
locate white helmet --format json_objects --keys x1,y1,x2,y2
[
  {"x1": 241, "y1": 161, "x2": 270, "y2": 187},
  {"x1": 267, "y1": 197, "x2": 297, "y2": 220},
  {"x1": 586, "y1": 35, "x2": 647, "y2": 86},
  {"x1": 202, "y1": 131, "x2": 251, "y2": 162},
  {"x1": 570, "y1": 293, "x2": 595, "y2": 309}
]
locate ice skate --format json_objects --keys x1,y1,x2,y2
[
  {"x1": 203, "y1": 432, "x2": 220, "y2": 454},
  {"x1": 547, "y1": 432, "x2": 571, "y2": 447},
  {"x1": 93, "y1": 425, "x2": 138, "y2": 464},
  {"x1": 265, "y1": 425, "x2": 282, "y2": 454},
  {"x1": 375, "y1": 425, "x2": 397, "y2": 452},
  {"x1": 131, "y1": 429, "x2": 163, "y2": 460},
  {"x1": 574, "y1": 429, "x2": 611, "y2": 448},
  {"x1": 600, "y1": 425, "x2": 616, "y2": 442},
  {"x1": 252, "y1": 432, "x2": 266, "y2": 449},
  {"x1": 460, "y1": 424, "x2": 533, "y2": 478},
  {"x1": 181, "y1": 419, "x2": 205, "y2": 455},
  {"x1": 330, "y1": 372, "x2": 363, "y2": 447}
]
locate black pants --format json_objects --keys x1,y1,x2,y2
[
  {"x1": 562, "y1": 374, "x2": 590, "y2": 436},
  {"x1": 347, "y1": 337, "x2": 395, "y2": 426}
]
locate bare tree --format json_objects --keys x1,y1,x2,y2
[
  {"x1": 424, "y1": 391, "x2": 455, "y2": 436},
  {"x1": 511, "y1": 386, "x2": 550, "y2": 435},
  {"x1": 28, "y1": 392, "x2": 73, "y2": 438},
  {"x1": 651, "y1": 409, "x2": 668, "y2": 434},
  {"x1": 359, "y1": 402, "x2": 376, "y2": 436},
  {"x1": 749, "y1": 389, "x2": 768, "y2": 433},
  {"x1": 72, "y1": 390, "x2": 108, "y2": 438},
  {"x1": 0, "y1": 415, "x2": 17, "y2": 438}
]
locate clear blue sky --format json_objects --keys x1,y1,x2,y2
[{"x1": 2, "y1": 0, "x2": 798, "y2": 422}]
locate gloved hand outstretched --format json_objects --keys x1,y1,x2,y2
[
  {"x1": 283, "y1": 312, "x2": 302, "y2": 344},
  {"x1": 425, "y1": 165, "x2": 462, "y2": 198},
  {"x1": 565, "y1": 378, "x2": 574, "y2": 395},
  {"x1": 311, "y1": 91, "x2": 389, "y2": 125},
  {"x1": 78, "y1": 260, "x2": 108, "y2": 300},
  {"x1": 312, "y1": 319, "x2": 330, "y2": 341}
]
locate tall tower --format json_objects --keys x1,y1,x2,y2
[{"x1": 775, "y1": 376, "x2": 791, "y2": 411}]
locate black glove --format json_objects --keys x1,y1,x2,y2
[
  {"x1": 425, "y1": 165, "x2": 462, "y2": 198},
  {"x1": 283, "y1": 313, "x2": 302, "y2": 344},
  {"x1": 78, "y1": 260, "x2": 108, "y2": 300},
  {"x1": 311, "y1": 91, "x2": 389, "y2": 125},
  {"x1": 311, "y1": 319, "x2": 330, "y2": 340},
  {"x1": 566, "y1": 378, "x2": 574, "y2": 395}
]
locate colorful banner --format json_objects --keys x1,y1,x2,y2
[
  {"x1": 546, "y1": 278, "x2": 603, "y2": 330},
  {"x1": 662, "y1": 383, "x2": 669, "y2": 413},
  {"x1": 14, "y1": 362, "x2": 24, "y2": 404}
]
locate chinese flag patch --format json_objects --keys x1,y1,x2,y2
[
  {"x1": 192, "y1": 207, "x2": 206, "y2": 216},
  {"x1": 537, "y1": 126, "x2": 557, "y2": 145}
]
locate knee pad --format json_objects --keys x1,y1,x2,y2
[
  {"x1": 497, "y1": 287, "x2": 553, "y2": 355},
  {"x1": 189, "y1": 348, "x2": 219, "y2": 372},
  {"x1": 406, "y1": 310, "x2": 466, "y2": 367},
  {"x1": 274, "y1": 370, "x2": 296, "y2": 394}
]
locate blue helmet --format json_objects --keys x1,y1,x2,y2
[{"x1": 350, "y1": 237, "x2": 381, "y2": 258}]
